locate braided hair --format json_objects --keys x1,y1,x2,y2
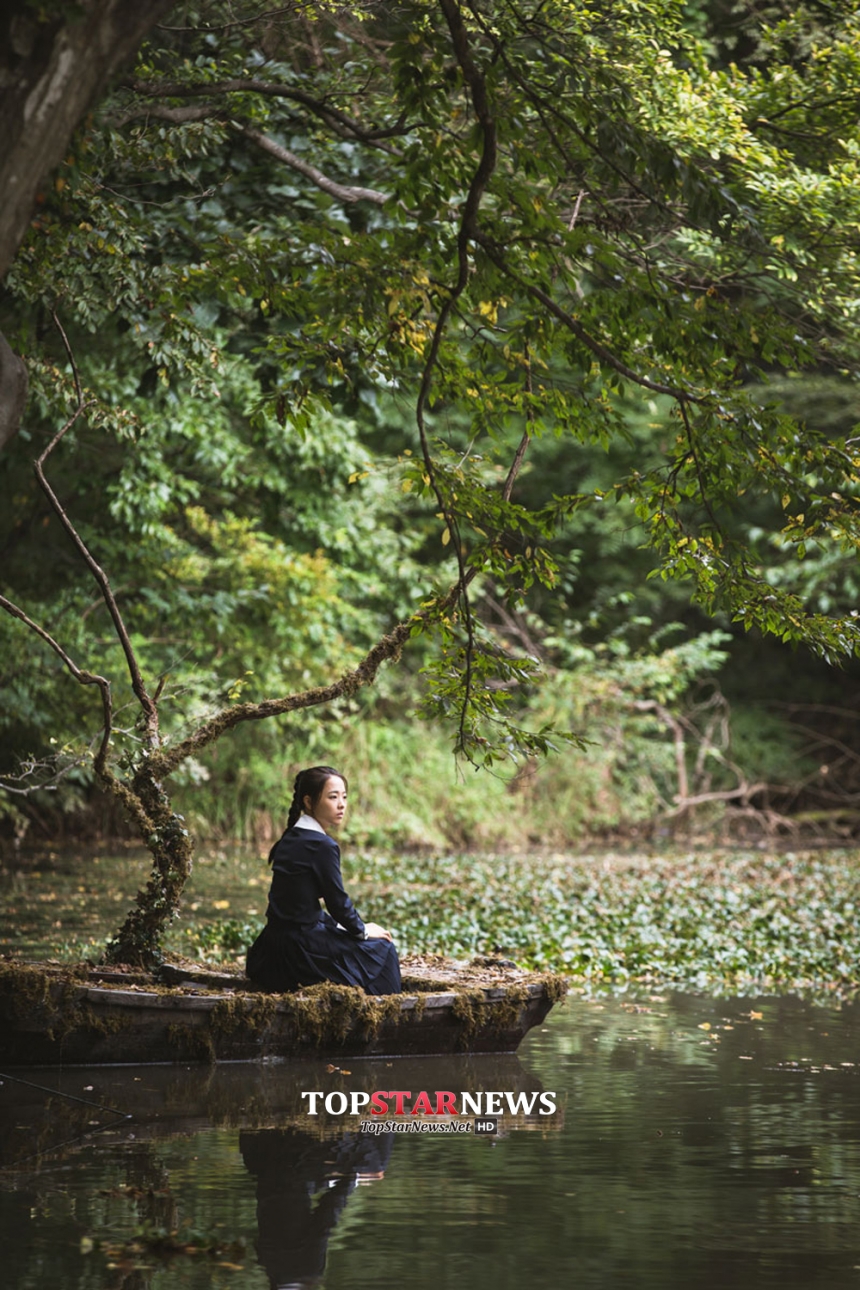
[{"x1": 286, "y1": 765, "x2": 348, "y2": 831}]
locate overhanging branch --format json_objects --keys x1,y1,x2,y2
[{"x1": 153, "y1": 609, "x2": 428, "y2": 777}]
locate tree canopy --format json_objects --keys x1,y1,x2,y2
[{"x1": 2, "y1": 0, "x2": 860, "y2": 959}]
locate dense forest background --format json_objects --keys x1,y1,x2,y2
[{"x1": 2, "y1": 0, "x2": 860, "y2": 860}]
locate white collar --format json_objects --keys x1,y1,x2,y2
[{"x1": 295, "y1": 812, "x2": 326, "y2": 835}]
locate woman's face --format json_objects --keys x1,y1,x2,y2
[{"x1": 306, "y1": 775, "x2": 348, "y2": 832}]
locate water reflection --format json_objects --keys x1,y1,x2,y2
[
  {"x1": 241, "y1": 1128, "x2": 394, "y2": 1288},
  {"x1": 4, "y1": 993, "x2": 860, "y2": 1288},
  {"x1": 0, "y1": 1050, "x2": 544, "y2": 1169}
]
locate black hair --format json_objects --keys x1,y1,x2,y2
[{"x1": 286, "y1": 765, "x2": 348, "y2": 831}]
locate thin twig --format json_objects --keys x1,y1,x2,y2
[
  {"x1": 51, "y1": 311, "x2": 82, "y2": 407},
  {"x1": 679, "y1": 399, "x2": 721, "y2": 532},
  {"x1": 156, "y1": 5, "x2": 298, "y2": 34},
  {"x1": 568, "y1": 189, "x2": 585, "y2": 230},
  {"x1": 502, "y1": 345, "x2": 533, "y2": 502}
]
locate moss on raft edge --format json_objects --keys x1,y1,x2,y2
[{"x1": 0, "y1": 958, "x2": 566, "y2": 1056}]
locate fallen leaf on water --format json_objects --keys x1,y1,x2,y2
[{"x1": 698, "y1": 1022, "x2": 711, "y2": 1031}]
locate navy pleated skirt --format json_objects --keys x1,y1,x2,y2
[{"x1": 246, "y1": 912, "x2": 401, "y2": 996}]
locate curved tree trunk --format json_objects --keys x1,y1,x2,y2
[{"x1": 101, "y1": 768, "x2": 194, "y2": 967}]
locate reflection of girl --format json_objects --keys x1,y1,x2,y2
[
  {"x1": 240, "y1": 1127, "x2": 394, "y2": 1289},
  {"x1": 246, "y1": 766, "x2": 401, "y2": 995}
]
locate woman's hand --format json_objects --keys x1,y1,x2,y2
[{"x1": 364, "y1": 922, "x2": 393, "y2": 942}]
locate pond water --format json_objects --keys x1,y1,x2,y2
[
  {"x1": 3, "y1": 988, "x2": 860, "y2": 1289},
  {"x1": 4, "y1": 847, "x2": 860, "y2": 1285},
  {"x1": 0, "y1": 843, "x2": 269, "y2": 962}
]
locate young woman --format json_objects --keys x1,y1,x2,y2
[{"x1": 246, "y1": 765, "x2": 401, "y2": 995}]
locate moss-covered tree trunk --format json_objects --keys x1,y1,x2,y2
[{"x1": 101, "y1": 766, "x2": 194, "y2": 967}]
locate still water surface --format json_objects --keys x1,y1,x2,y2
[{"x1": 3, "y1": 989, "x2": 860, "y2": 1289}]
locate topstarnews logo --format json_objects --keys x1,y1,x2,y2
[{"x1": 301, "y1": 1089, "x2": 558, "y2": 1117}]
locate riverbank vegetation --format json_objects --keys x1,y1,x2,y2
[{"x1": 2, "y1": 1, "x2": 860, "y2": 962}]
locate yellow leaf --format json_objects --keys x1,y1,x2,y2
[
  {"x1": 441, "y1": 527, "x2": 451, "y2": 546},
  {"x1": 698, "y1": 1022, "x2": 711, "y2": 1031}
]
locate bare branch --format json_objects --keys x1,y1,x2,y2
[
  {"x1": 0, "y1": 592, "x2": 113, "y2": 774},
  {"x1": 34, "y1": 317, "x2": 159, "y2": 750},
  {"x1": 481, "y1": 591, "x2": 544, "y2": 659},
  {"x1": 665, "y1": 782, "x2": 768, "y2": 815},
  {"x1": 634, "y1": 699, "x2": 689, "y2": 802},
  {"x1": 235, "y1": 125, "x2": 389, "y2": 204},
  {"x1": 51, "y1": 310, "x2": 82, "y2": 406},
  {"x1": 116, "y1": 104, "x2": 224, "y2": 127},
  {"x1": 0, "y1": 753, "x2": 85, "y2": 798},
  {"x1": 567, "y1": 190, "x2": 585, "y2": 230}
]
